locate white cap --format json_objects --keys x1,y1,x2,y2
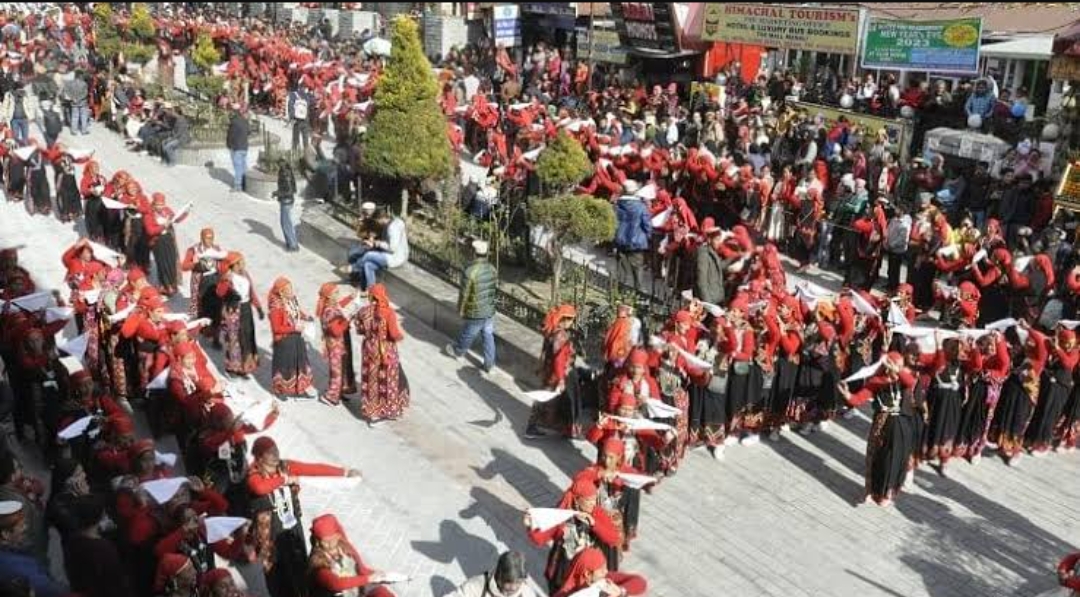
[
  {"x1": 360, "y1": 202, "x2": 376, "y2": 213},
  {"x1": 472, "y1": 240, "x2": 490, "y2": 256}
]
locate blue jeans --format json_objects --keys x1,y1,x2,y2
[
  {"x1": 231, "y1": 149, "x2": 248, "y2": 191},
  {"x1": 354, "y1": 251, "x2": 389, "y2": 290},
  {"x1": 70, "y1": 104, "x2": 90, "y2": 134},
  {"x1": 816, "y1": 221, "x2": 833, "y2": 265},
  {"x1": 347, "y1": 244, "x2": 370, "y2": 264},
  {"x1": 280, "y1": 202, "x2": 298, "y2": 250},
  {"x1": 453, "y1": 317, "x2": 496, "y2": 370},
  {"x1": 10, "y1": 118, "x2": 28, "y2": 142},
  {"x1": 162, "y1": 139, "x2": 180, "y2": 165},
  {"x1": 971, "y1": 210, "x2": 987, "y2": 231}
]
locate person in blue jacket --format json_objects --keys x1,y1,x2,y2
[
  {"x1": 0, "y1": 500, "x2": 67, "y2": 597},
  {"x1": 614, "y1": 180, "x2": 653, "y2": 294}
]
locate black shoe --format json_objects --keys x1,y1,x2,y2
[{"x1": 524, "y1": 424, "x2": 547, "y2": 439}]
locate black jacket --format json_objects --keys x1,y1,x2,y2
[{"x1": 226, "y1": 114, "x2": 249, "y2": 151}]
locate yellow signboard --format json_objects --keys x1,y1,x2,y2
[
  {"x1": 700, "y1": 4, "x2": 861, "y2": 55},
  {"x1": 792, "y1": 101, "x2": 914, "y2": 164}
]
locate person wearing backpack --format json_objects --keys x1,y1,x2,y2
[
  {"x1": 883, "y1": 203, "x2": 912, "y2": 292},
  {"x1": 288, "y1": 85, "x2": 313, "y2": 153}
]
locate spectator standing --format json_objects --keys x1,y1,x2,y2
[
  {"x1": 694, "y1": 219, "x2": 731, "y2": 305},
  {"x1": 273, "y1": 158, "x2": 300, "y2": 252},
  {"x1": 2, "y1": 82, "x2": 38, "y2": 143},
  {"x1": 613, "y1": 181, "x2": 652, "y2": 294},
  {"x1": 964, "y1": 80, "x2": 994, "y2": 127},
  {"x1": 288, "y1": 84, "x2": 313, "y2": 153},
  {"x1": 226, "y1": 104, "x2": 250, "y2": 193},
  {"x1": 445, "y1": 240, "x2": 498, "y2": 374},
  {"x1": 40, "y1": 98, "x2": 62, "y2": 147},
  {"x1": 62, "y1": 69, "x2": 90, "y2": 135}
]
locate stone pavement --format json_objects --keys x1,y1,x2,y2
[{"x1": 2, "y1": 119, "x2": 1078, "y2": 597}]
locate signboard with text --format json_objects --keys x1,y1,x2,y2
[
  {"x1": 492, "y1": 4, "x2": 520, "y2": 47},
  {"x1": 862, "y1": 17, "x2": 983, "y2": 73},
  {"x1": 700, "y1": 4, "x2": 860, "y2": 54},
  {"x1": 576, "y1": 26, "x2": 628, "y2": 65},
  {"x1": 611, "y1": 2, "x2": 679, "y2": 54}
]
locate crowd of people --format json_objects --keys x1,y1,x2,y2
[{"x1": 0, "y1": 3, "x2": 1077, "y2": 597}]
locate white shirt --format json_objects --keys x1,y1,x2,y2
[{"x1": 231, "y1": 273, "x2": 251, "y2": 304}]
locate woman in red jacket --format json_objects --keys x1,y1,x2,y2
[
  {"x1": 526, "y1": 478, "x2": 621, "y2": 595},
  {"x1": 954, "y1": 331, "x2": 1011, "y2": 464},
  {"x1": 143, "y1": 193, "x2": 186, "y2": 296},
  {"x1": 569, "y1": 438, "x2": 645, "y2": 571},
  {"x1": 527, "y1": 304, "x2": 580, "y2": 439},
  {"x1": 552, "y1": 547, "x2": 647, "y2": 597},
  {"x1": 316, "y1": 282, "x2": 357, "y2": 406},
  {"x1": 216, "y1": 252, "x2": 263, "y2": 377},
  {"x1": 988, "y1": 322, "x2": 1048, "y2": 465},
  {"x1": 247, "y1": 436, "x2": 360, "y2": 597},
  {"x1": 267, "y1": 277, "x2": 314, "y2": 399},
  {"x1": 1025, "y1": 326, "x2": 1078, "y2": 456},
  {"x1": 307, "y1": 514, "x2": 395, "y2": 597}
]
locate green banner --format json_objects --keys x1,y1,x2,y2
[{"x1": 862, "y1": 17, "x2": 982, "y2": 74}]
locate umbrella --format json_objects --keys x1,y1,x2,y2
[{"x1": 363, "y1": 37, "x2": 391, "y2": 57}]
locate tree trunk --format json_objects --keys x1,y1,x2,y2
[{"x1": 400, "y1": 184, "x2": 409, "y2": 219}]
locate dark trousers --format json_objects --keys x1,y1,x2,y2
[
  {"x1": 617, "y1": 250, "x2": 646, "y2": 294},
  {"x1": 886, "y1": 250, "x2": 906, "y2": 292}
]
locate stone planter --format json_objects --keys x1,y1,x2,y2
[{"x1": 244, "y1": 168, "x2": 280, "y2": 202}]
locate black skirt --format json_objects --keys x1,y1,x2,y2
[
  {"x1": 152, "y1": 230, "x2": 179, "y2": 288},
  {"x1": 84, "y1": 196, "x2": 105, "y2": 240},
  {"x1": 868, "y1": 412, "x2": 916, "y2": 502},
  {"x1": 910, "y1": 261, "x2": 936, "y2": 310},
  {"x1": 688, "y1": 382, "x2": 726, "y2": 446},
  {"x1": 6, "y1": 159, "x2": 24, "y2": 195},
  {"x1": 1025, "y1": 378, "x2": 1071, "y2": 450},
  {"x1": 924, "y1": 386, "x2": 963, "y2": 459},
  {"x1": 29, "y1": 168, "x2": 49, "y2": 213},
  {"x1": 271, "y1": 332, "x2": 312, "y2": 397},
  {"x1": 238, "y1": 302, "x2": 258, "y2": 363},
  {"x1": 978, "y1": 285, "x2": 1010, "y2": 327},
  {"x1": 198, "y1": 272, "x2": 222, "y2": 324},
  {"x1": 268, "y1": 526, "x2": 308, "y2": 597},
  {"x1": 770, "y1": 356, "x2": 799, "y2": 419},
  {"x1": 125, "y1": 217, "x2": 151, "y2": 270},
  {"x1": 56, "y1": 174, "x2": 81, "y2": 218},
  {"x1": 989, "y1": 375, "x2": 1034, "y2": 453}
]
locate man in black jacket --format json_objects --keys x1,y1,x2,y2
[
  {"x1": 226, "y1": 104, "x2": 250, "y2": 192},
  {"x1": 160, "y1": 104, "x2": 190, "y2": 166}
]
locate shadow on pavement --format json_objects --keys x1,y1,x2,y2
[
  {"x1": 411, "y1": 519, "x2": 500, "y2": 581},
  {"x1": 241, "y1": 218, "x2": 288, "y2": 250},
  {"x1": 429, "y1": 575, "x2": 457, "y2": 597},
  {"x1": 458, "y1": 485, "x2": 548, "y2": 586}
]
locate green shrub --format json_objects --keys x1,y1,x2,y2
[{"x1": 188, "y1": 75, "x2": 226, "y2": 101}]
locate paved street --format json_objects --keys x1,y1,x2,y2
[{"x1": 3, "y1": 120, "x2": 1078, "y2": 597}]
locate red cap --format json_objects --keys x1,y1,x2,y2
[
  {"x1": 310, "y1": 513, "x2": 343, "y2": 540},
  {"x1": 571, "y1": 478, "x2": 598, "y2": 499},
  {"x1": 627, "y1": 348, "x2": 649, "y2": 367},
  {"x1": 129, "y1": 438, "x2": 155, "y2": 459},
  {"x1": 127, "y1": 267, "x2": 146, "y2": 284},
  {"x1": 674, "y1": 310, "x2": 693, "y2": 325}
]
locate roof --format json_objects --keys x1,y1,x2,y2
[
  {"x1": 856, "y1": 3, "x2": 1080, "y2": 36},
  {"x1": 981, "y1": 35, "x2": 1054, "y2": 60}
]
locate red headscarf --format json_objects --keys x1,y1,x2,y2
[
  {"x1": 154, "y1": 553, "x2": 192, "y2": 593},
  {"x1": 558, "y1": 547, "x2": 607, "y2": 596},
  {"x1": 368, "y1": 284, "x2": 403, "y2": 342},
  {"x1": 316, "y1": 282, "x2": 337, "y2": 319},
  {"x1": 603, "y1": 305, "x2": 633, "y2": 364},
  {"x1": 543, "y1": 304, "x2": 577, "y2": 335}
]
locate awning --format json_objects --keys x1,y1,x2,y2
[{"x1": 981, "y1": 36, "x2": 1054, "y2": 60}]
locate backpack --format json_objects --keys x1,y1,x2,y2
[
  {"x1": 292, "y1": 94, "x2": 308, "y2": 120},
  {"x1": 885, "y1": 215, "x2": 911, "y2": 254},
  {"x1": 43, "y1": 109, "x2": 61, "y2": 137}
]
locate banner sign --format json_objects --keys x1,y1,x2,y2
[
  {"x1": 576, "y1": 26, "x2": 628, "y2": 65},
  {"x1": 1050, "y1": 55, "x2": 1080, "y2": 81},
  {"x1": 700, "y1": 4, "x2": 860, "y2": 54},
  {"x1": 611, "y1": 3, "x2": 679, "y2": 54},
  {"x1": 492, "y1": 4, "x2": 520, "y2": 47},
  {"x1": 792, "y1": 101, "x2": 914, "y2": 164},
  {"x1": 862, "y1": 17, "x2": 983, "y2": 73}
]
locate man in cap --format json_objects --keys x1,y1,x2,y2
[
  {"x1": 0, "y1": 500, "x2": 67, "y2": 597},
  {"x1": 445, "y1": 239, "x2": 498, "y2": 374}
]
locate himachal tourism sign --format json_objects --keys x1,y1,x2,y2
[
  {"x1": 700, "y1": 4, "x2": 861, "y2": 54},
  {"x1": 862, "y1": 17, "x2": 983, "y2": 73}
]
